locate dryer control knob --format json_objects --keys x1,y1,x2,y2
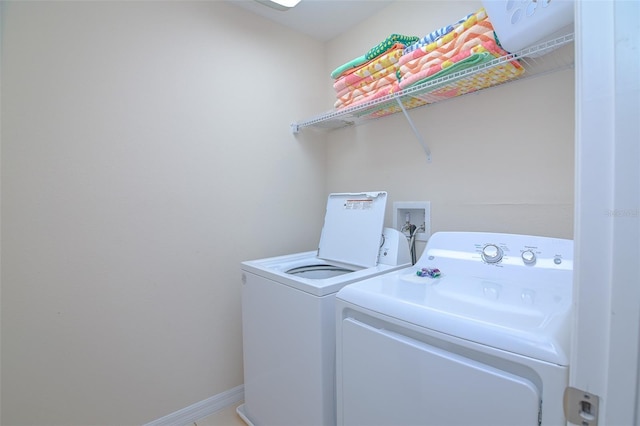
[
  {"x1": 482, "y1": 244, "x2": 503, "y2": 263},
  {"x1": 521, "y1": 250, "x2": 536, "y2": 265}
]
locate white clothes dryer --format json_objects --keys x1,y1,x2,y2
[
  {"x1": 335, "y1": 231, "x2": 573, "y2": 426},
  {"x1": 238, "y1": 192, "x2": 411, "y2": 426}
]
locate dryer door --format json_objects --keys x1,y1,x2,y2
[{"x1": 339, "y1": 318, "x2": 541, "y2": 426}]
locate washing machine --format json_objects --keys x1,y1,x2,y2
[
  {"x1": 335, "y1": 231, "x2": 573, "y2": 426},
  {"x1": 237, "y1": 192, "x2": 411, "y2": 426}
]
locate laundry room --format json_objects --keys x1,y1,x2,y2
[{"x1": 1, "y1": 1, "x2": 637, "y2": 425}]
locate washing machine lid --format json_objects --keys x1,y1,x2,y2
[{"x1": 317, "y1": 191, "x2": 387, "y2": 269}]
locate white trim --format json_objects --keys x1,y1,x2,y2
[
  {"x1": 235, "y1": 404, "x2": 254, "y2": 426},
  {"x1": 144, "y1": 385, "x2": 244, "y2": 426},
  {"x1": 572, "y1": 0, "x2": 640, "y2": 425}
]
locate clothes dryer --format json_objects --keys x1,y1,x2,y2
[
  {"x1": 336, "y1": 231, "x2": 573, "y2": 426},
  {"x1": 238, "y1": 192, "x2": 411, "y2": 426}
]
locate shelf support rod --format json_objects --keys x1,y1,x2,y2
[{"x1": 395, "y1": 97, "x2": 432, "y2": 163}]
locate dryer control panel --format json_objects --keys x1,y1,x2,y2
[
  {"x1": 418, "y1": 231, "x2": 573, "y2": 283},
  {"x1": 475, "y1": 239, "x2": 569, "y2": 268}
]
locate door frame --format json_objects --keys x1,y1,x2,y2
[{"x1": 571, "y1": 1, "x2": 640, "y2": 424}]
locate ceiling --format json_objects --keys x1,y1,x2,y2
[{"x1": 225, "y1": 0, "x2": 395, "y2": 42}]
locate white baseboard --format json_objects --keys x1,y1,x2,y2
[{"x1": 144, "y1": 384, "x2": 244, "y2": 426}]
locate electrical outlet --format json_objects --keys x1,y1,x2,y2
[{"x1": 393, "y1": 201, "x2": 431, "y2": 242}]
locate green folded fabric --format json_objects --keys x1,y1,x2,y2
[
  {"x1": 331, "y1": 34, "x2": 419, "y2": 80},
  {"x1": 365, "y1": 34, "x2": 419, "y2": 60},
  {"x1": 330, "y1": 55, "x2": 368, "y2": 79}
]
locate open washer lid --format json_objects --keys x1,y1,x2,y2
[{"x1": 317, "y1": 191, "x2": 387, "y2": 269}]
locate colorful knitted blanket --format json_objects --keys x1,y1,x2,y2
[
  {"x1": 334, "y1": 73, "x2": 399, "y2": 109},
  {"x1": 403, "y1": 11, "x2": 475, "y2": 55},
  {"x1": 398, "y1": 8, "x2": 488, "y2": 68},
  {"x1": 399, "y1": 18, "x2": 501, "y2": 85},
  {"x1": 400, "y1": 42, "x2": 505, "y2": 89},
  {"x1": 333, "y1": 44, "x2": 405, "y2": 92},
  {"x1": 330, "y1": 34, "x2": 418, "y2": 79},
  {"x1": 365, "y1": 33, "x2": 420, "y2": 60}
]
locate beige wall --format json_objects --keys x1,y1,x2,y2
[
  {"x1": 322, "y1": 0, "x2": 574, "y2": 240},
  {"x1": 1, "y1": 0, "x2": 575, "y2": 424},
  {"x1": 1, "y1": 1, "x2": 327, "y2": 424}
]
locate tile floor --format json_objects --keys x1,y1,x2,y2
[{"x1": 193, "y1": 401, "x2": 246, "y2": 426}]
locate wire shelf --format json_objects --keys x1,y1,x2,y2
[{"x1": 292, "y1": 33, "x2": 574, "y2": 133}]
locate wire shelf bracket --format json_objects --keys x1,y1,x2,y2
[{"x1": 395, "y1": 97, "x2": 432, "y2": 162}]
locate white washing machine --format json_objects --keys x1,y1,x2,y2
[
  {"x1": 238, "y1": 192, "x2": 411, "y2": 426},
  {"x1": 335, "y1": 231, "x2": 573, "y2": 426}
]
